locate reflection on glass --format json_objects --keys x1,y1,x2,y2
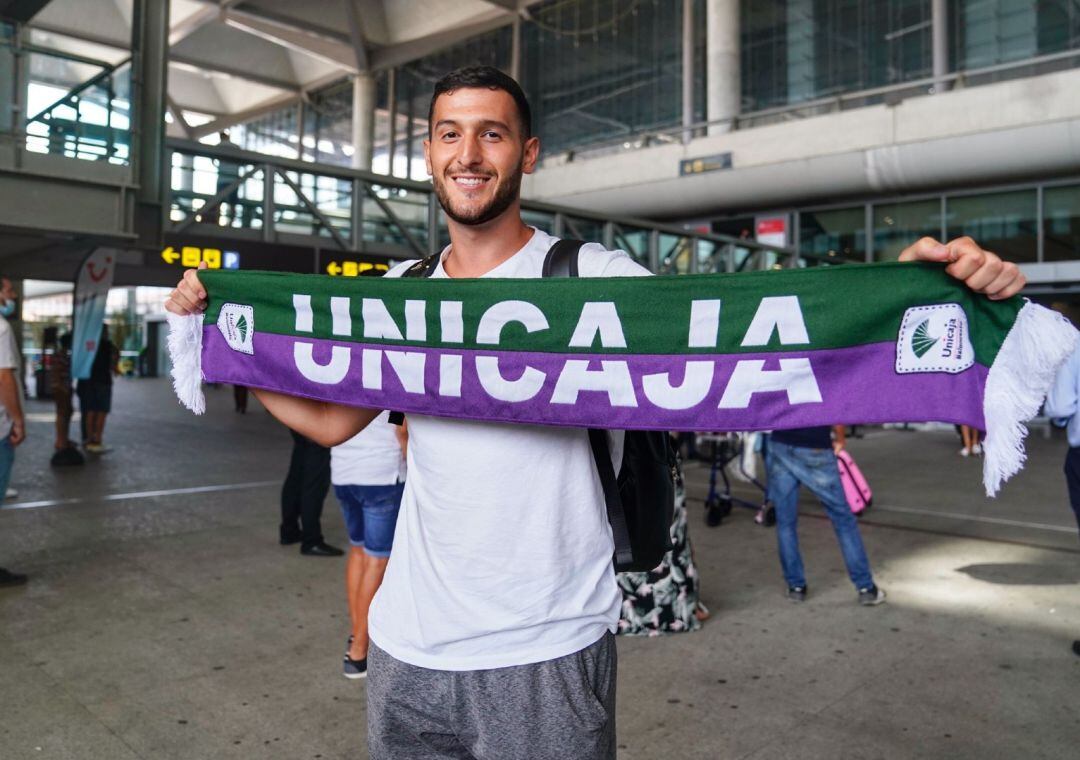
[
  {"x1": 946, "y1": 190, "x2": 1038, "y2": 263},
  {"x1": 798, "y1": 207, "x2": 866, "y2": 266},
  {"x1": 872, "y1": 200, "x2": 942, "y2": 261},
  {"x1": 1044, "y1": 185, "x2": 1080, "y2": 262}
]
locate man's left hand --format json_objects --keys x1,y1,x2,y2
[{"x1": 898, "y1": 236, "x2": 1025, "y2": 300}]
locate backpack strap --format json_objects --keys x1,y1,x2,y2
[
  {"x1": 389, "y1": 254, "x2": 441, "y2": 425},
  {"x1": 543, "y1": 238, "x2": 634, "y2": 569},
  {"x1": 542, "y1": 238, "x2": 582, "y2": 278},
  {"x1": 587, "y1": 428, "x2": 635, "y2": 569}
]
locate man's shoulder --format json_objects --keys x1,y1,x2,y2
[{"x1": 576, "y1": 242, "x2": 652, "y2": 278}]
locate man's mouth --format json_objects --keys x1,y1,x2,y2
[{"x1": 451, "y1": 175, "x2": 492, "y2": 190}]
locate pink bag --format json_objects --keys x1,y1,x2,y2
[{"x1": 836, "y1": 449, "x2": 872, "y2": 515}]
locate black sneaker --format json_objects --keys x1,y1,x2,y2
[
  {"x1": 343, "y1": 653, "x2": 367, "y2": 680},
  {"x1": 0, "y1": 567, "x2": 28, "y2": 588},
  {"x1": 858, "y1": 585, "x2": 887, "y2": 606},
  {"x1": 301, "y1": 542, "x2": 344, "y2": 557},
  {"x1": 1072, "y1": 640, "x2": 1080, "y2": 658},
  {"x1": 787, "y1": 585, "x2": 807, "y2": 602}
]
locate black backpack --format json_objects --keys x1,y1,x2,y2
[{"x1": 393, "y1": 239, "x2": 676, "y2": 573}]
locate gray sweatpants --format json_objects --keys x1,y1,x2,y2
[{"x1": 367, "y1": 632, "x2": 617, "y2": 760}]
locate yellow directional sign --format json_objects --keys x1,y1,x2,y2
[
  {"x1": 325, "y1": 260, "x2": 389, "y2": 277},
  {"x1": 161, "y1": 246, "x2": 238, "y2": 269}
]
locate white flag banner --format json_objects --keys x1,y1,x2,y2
[{"x1": 71, "y1": 248, "x2": 116, "y2": 380}]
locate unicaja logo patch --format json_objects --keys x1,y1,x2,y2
[
  {"x1": 218, "y1": 303, "x2": 255, "y2": 355},
  {"x1": 896, "y1": 303, "x2": 974, "y2": 375},
  {"x1": 910, "y1": 319, "x2": 940, "y2": 358}
]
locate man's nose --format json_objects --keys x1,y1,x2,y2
[{"x1": 457, "y1": 135, "x2": 482, "y2": 167}]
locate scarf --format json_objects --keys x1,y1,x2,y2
[{"x1": 167, "y1": 262, "x2": 1077, "y2": 496}]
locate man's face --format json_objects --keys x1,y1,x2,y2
[
  {"x1": 425, "y1": 87, "x2": 539, "y2": 227},
  {"x1": 0, "y1": 279, "x2": 14, "y2": 302}
]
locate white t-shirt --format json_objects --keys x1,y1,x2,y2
[
  {"x1": 368, "y1": 227, "x2": 650, "y2": 670},
  {"x1": 0, "y1": 317, "x2": 20, "y2": 438},
  {"x1": 331, "y1": 410, "x2": 406, "y2": 486}
]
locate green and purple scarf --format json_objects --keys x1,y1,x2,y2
[{"x1": 168, "y1": 262, "x2": 1077, "y2": 496}]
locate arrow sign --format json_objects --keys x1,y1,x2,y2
[
  {"x1": 161, "y1": 246, "x2": 180, "y2": 264},
  {"x1": 326, "y1": 261, "x2": 342, "y2": 276}
]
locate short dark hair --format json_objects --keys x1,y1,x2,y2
[{"x1": 428, "y1": 66, "x2": 532, "y2": 139}]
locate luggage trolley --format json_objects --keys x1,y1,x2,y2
[{"x1": 694, "y1": 433, "x2": 772, "y2": 527}]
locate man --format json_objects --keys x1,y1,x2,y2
[
  {"x1": 766, "y1": 425, "x2": 884, "y2": 605},
  {"x1": 333, "y1": 413, "x2": 407, "y2": 679},
  {"x1": 166, "y1": 66, "x2": 1025, "y2": 758},
  {"x1": 0, "y1": 275, "x2": 26, "y2": 588}
]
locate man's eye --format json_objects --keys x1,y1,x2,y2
[
  {"x1": 483, "y1": 131, "x2": 501, "y2": 139},
  {"x1": 441, "y1": 131, "x2": 458, "y2": 140}
]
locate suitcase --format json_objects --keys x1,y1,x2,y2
[{"x1": 836, "y1": 449, "x2": 872, "y2": 515}]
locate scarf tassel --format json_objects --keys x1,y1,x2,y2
[
  {"x1": 167, "y1": 312, "x2": 206, "y2": 415},
  {"x1": 983, "y1": 301, "x2": 1078, "y2": 497}
]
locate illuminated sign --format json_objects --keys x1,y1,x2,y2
[
  {"x1": 679, "y1": 152, "x2": 733, "y2": 176},
  {"x1": 161, "y1": 246, "x2": 241, "y2": 269},
  {"x1": 325, "y1": 260, "x2": 389, "y2": 277}
]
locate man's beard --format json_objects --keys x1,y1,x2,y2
[{"x1": 433, "y1": 164, "x2": 523, "y2": 226}]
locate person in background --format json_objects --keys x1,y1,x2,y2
[
  {"x1": 1043, "y1": 341, "x2": 1080, "y2": 658},
  {"x1": 280, "y1": 428, "x2": 343, "y2": 557},
  {"x1": 333, "y1": 413, "x2": 407, "y2": 679},
  {"x1": 959, "y1": 424, "x2": 983, "y2": 457},
  {"x1": 50, "y1": 332, "x2": 83, "y2": 466},
  {"x1": 77, "y1": 324, "x2": 118, "y2": 454},
  {"x1": 765, "y1": 424, "x2": 886, "y2": 606},
  {"x1": 233, "y1": 384, "x2": 248, "y2": 414},
  {"x1": 0, "y1": 275, "x2": 26, "y2": 588}
]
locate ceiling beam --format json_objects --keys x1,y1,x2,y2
[
  {"x1": 370, "y1": 11, "x2": 514, "y2": 71},
  {"x1": 29, "y1": 22, "x2": 302, "y2": 93},
  {"x1": 189, "y1": 70, "x2": 343, "y2": 139},
  {"x1": 170, "y1": 55, "x2": 301, "y2": 93},
  {"x1": 343, "y1": 0, "x2": 370, "y2": 71},
  {"x1": 221, "y1": 8, "x2": 359, "y2": 71},
  {"x1": 166, "y1": 94, "x2": 196, "y2": 138}
]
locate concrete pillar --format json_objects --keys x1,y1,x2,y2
[
  {"x1": 387, "y1": 68, "x2": 397, "y2": 176},
  {"x1": 706, "y1": 0, "x2": 739, "y2": 135},
  {"x1": 510, "y1": 14, "x2": 522, "y2": 83},
  {"x1": 351, "y1": 71, "x2": 376, "y2": 171},
  {"x1": 132, "y1": 0, "x2": 169, "y2": 206},
  {"x1": 932, "y1": 0, "x2": 949, "y2": 92}
]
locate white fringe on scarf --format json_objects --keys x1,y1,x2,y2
[
  {"x1": 983, "y1": 301, "x2": 1079, "y2": 496},
  {"x1": 167, "y1": 312, "x2": 206, "y2": 415}
]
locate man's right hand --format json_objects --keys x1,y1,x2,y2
[
  {"x1": 9, "y1": 418, "x2": 24, "y2": 446},
  {"x1": 164, "y1": 262, "x2": 208, "y2": 316}
]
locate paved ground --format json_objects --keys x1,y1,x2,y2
[{"x1": 1, "y1": 378, "x2": 1078, "y2": 759}]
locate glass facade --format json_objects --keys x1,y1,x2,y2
[
  {"x1": 872, "y1": 199, "x2": 942, "y2": 261},
  {"x1": 1044, "y1": 184, "x2": 1080, "y2": 262},
  {"x1": 945, "y1": 189, "x2": 1038, "y2": 263},
  {"x1": 743, "y1": 0, "x2": 934, "y2": 111},
  {"x1": 521, "y1": 0, "x2": 694, "y2": 154},
  {"x1": 798, "y1": 206, "x2": 867, "y2": 263}
]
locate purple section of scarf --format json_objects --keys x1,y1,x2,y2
[{"x1": 202, "y1": 328, "x2": 988, "y2": 431}]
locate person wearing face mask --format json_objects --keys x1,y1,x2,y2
[{"x1": 0, "y1": 276, "x2": 27, "y2": 589}]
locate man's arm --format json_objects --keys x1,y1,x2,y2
[
  {"x1": 898, "y1": 237, "x2": 1025, "y2": 299},
  {"x1": 251, "y1": 388, "x2": 380, "y2": 447},
  {"x1": 0, "y1": 368, "x2": 24, "y2": 445}
]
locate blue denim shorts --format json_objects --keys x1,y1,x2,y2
[{"x1": 333, "y1": 482, "x2": 404, "y2": 557}]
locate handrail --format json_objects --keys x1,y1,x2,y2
[
  {"x1": 166, "y1": 138, "x2": 795, "y2": 259},
  {"x1": 26, "y1": 57, "x2": 131, "y2": 125}
]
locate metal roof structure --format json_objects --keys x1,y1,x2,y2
[{"x1": 26, "y1": 0, "x2": 539, "y2": 139}]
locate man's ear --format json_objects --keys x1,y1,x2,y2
[
  {"x1": 521, "y1": 136, "x2": 540, "y2": 175},
  {"x1": 423, "y1": 139, "x2": 433, "y2": 176}
]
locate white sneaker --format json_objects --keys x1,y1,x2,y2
[
  {"x1": 4, "y1": 487, "x2": 16, "y2": 499},
  {"x1": 971, "y1": 443, "x2": 983, "y2": 456},
  {"x1": 959, "y1": 447, "x2": 970, "y2": 457}
]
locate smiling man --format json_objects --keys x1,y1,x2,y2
[{"x1": 166, "y1": 66, "x2": 1025, "y2": 759}]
